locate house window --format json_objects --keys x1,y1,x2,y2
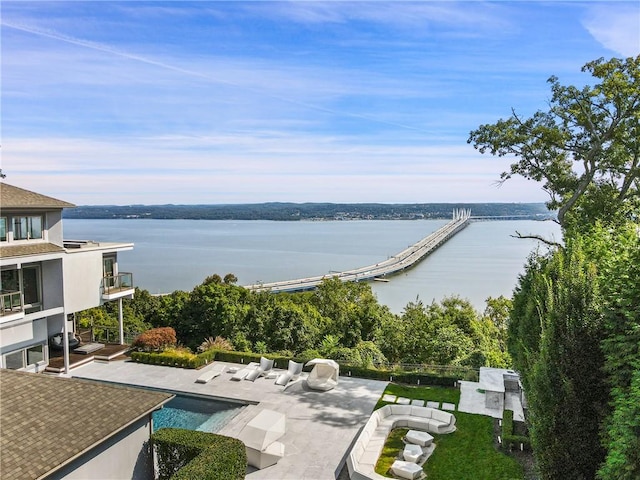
[
  {"x1": 0, "y1": 217, "x2": 6, "y2": 241},
  {"x1": 22, "y1": 266, "x2": 42, "y2": 313},
  {"x1": 0, "y1": 269, "x2": 19, "y2": 292},
  {"x1": 4, "y1": 350, "x2": 24, "y2": 369},
  {"x1": 27, "y1": 345, "x2": 44, "y2": 365},
  {"x1": 103, "y1": 256, "x2": 116, "y2": 287},
  {"x1": 3, "y1": 344, "x2": 46, "y2": 369},
  {"x1": 13, "y1": 216, "x2": 43, "y2": 240}
]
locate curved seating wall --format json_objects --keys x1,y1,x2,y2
[{"x1": 346, "y1": 404, "x2": 456, "y2": 480}]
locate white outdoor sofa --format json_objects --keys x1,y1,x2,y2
[{"x1": 346, "y1": 404, "x2": 456, "y2": 480}]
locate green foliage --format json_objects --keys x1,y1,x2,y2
[
  {"x1": 132, "y1": 327, "x2": 177, "y2": 352},
  {"x1": 469, "y1": 55, "x2": 640, "y2": 229},
  {"x1": 312, "y1": 277, "x2": 389, "y2": 347},
  {"x1": 197, "y1": 336, "x2": 233, "y2": 353},
  {"x1": 501, "y1": 409, "x2": 531, "y2": 452},
  {"x1": 253, "y1": 341, "x2": 268, "y2": 354},
  {"x1": 152, "y1": 428, "x2": 246, "y2": 480},
  {"x1": 509, "y1": 236, "x2": 609, "y2": 479},
  {"x1": 598, "y1": 370, "x2": 640, "y2": 480},
  {"x1": 82, "y1": 269, "x2": 510, "y2": 374},
  {"x1": 592, "y1": 223, "x2": 640, "y2": 478}
]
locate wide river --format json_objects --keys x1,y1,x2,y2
[{"x1": 64, "y1": 219, "x2": 561, "y2": 313}]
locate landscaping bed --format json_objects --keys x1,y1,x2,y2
[{"x1": 373, "y1": 384, "x2": 523, "y2": 480}]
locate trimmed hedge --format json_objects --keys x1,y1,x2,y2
[
  {"x1": 152, "y1": 428, "x2": 246, "y2": 480},
  {"x1": 132, "y1": 348, "x2": 475, "y2": 386},
  {"x1": 501, "y1": 409, "x2": 531, "y2": 451}
]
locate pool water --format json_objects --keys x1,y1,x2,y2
[{"x1": 153, "y1": 395, "x2": 245, "y2": 433}]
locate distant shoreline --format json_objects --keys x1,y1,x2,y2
[{"x1": 63, "y1": 202, "x2": 554, "y2": 222}]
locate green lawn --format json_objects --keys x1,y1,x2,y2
[
  {"x1": 373, "y1": 384, "x2": 523, "y2": 480},
  {"x1": 373, "y1": 383, "x2": 461, "y2": 410}
]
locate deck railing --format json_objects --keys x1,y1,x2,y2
[
  {"x1": 102, "y1": 272, "x2": 134, "y2": 295},
  {"x1": 0, "y1": 290, "x2": 23, "y2": 316},
  {"x1": 79, "y1": 326, "x2": 140, "y2": 345}
]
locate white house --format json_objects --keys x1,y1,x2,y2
[
  {"x1": 0, "y1": 182, "x2": 135, "y2": 374},
  {"x1": 0, "y1": 369, "x2": 172, "y2": 480}
]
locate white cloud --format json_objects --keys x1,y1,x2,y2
[{"x1": 583, "y1": 5, "x2": 640, "y2": 57}]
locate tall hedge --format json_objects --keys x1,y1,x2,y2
[
  {"x1": 152, "y1": 428, "x2": 246, "y2": 480},
  {"x1": 509, "y1": 237, "x2": 608, "y2": 479}
]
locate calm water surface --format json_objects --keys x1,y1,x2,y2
[{"x1": 64, "y1": 219, "x2": 561, "y2": 313}]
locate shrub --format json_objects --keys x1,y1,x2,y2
[
  {"x1": 254, "y1": 341, "x2": 268, "y2": 354},
  {"x1": 501, "y1": 409, "x2": 531, "y2": 451},
  {"x1": 152, "y1": 428, "x2": 246, "y2": 480},
  {"x1": 197, "y1": 336, "x2": 233, "y2": 353},
  {"x1": 132, "y1": 327, "x2": 177, "y2": 352}
]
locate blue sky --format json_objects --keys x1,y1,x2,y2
[{"x1": 2, "y1": 1, "x2": 639, "y2": 205}]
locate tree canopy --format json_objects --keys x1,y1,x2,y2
[
  {"x1": 469, "y1": 56, "x2": 640, "y2": 230},
  {"x1": 483, "y1": 56, "x2": 640, "y2": 478}
]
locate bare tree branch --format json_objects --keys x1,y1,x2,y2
[{"x1": 511, "y1": 231, "x2": 563, "y2": 248}]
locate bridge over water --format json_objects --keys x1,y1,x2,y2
[{"x1": 244, "y1": 209, "x2": 471, "y2": 293}]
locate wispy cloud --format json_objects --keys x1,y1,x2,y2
[
  {"x1": 1, "y1": 1, "x2": 622, "y2": 204},
  {"x1": 582, "y1": 4, "x2": 640, "y2": 57}
]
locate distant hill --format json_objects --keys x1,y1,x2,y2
[{"x1": 63, "y1": 202, "x2": 554, "y2": 221}]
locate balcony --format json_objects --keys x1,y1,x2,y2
[
  {"x1": 0, "y1": 290, "x2": 24, "y2": 322},
  {"x1": 101, "y1": 272, "x2": 135, "y2": 301}
]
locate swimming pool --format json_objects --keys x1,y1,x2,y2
[{"x1": 153, "y1": 394, "x2": 246, "y2": 433}]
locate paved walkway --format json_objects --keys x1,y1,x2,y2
[
  {"x1": 458, "y1": 380, "x2": 525, "y2": 421},
  {"x1": 72, "y1": 360, "x2": 388, "y2": 479}
]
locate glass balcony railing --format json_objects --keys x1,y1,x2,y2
[
  {"x1": 102, "y1": 272, "x2": 134, "y2": 296},
  {"x1": 1, "y1": 290, "x2": 23, "y2": 316}
]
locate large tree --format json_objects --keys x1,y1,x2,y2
[{"x1": 468, "y1": 56, "x2": 640, "y2": 230}]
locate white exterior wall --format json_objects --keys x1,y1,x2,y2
[
  {"x1": 41, "y1": 259, "x2": 64, "y2": 312},
  {"x1": 47, "y1": 417, "x2": 155, "y2": 480},
  {"x1": 46, "y1": 210, "x2": 64, "y2": 246},
  {"x1": 62, "y1": 250, "x2": 105, "y2": 314},
  {"x1": 0, "y1": 317, "x2": 47, "y2": 354}
]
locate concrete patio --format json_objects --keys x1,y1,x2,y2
[{"x1": 72, "y1": 359, "x2": 388, "y2": 479}]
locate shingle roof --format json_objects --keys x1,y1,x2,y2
[
  {"x1": 0, "y1": 242, "x2": 65, "y2": 259},
  {"x1": 0, "y1": 182, "x2": 75, "y2": 209},
  {"x1": 0, "y1": 370, "x2": 172, "y2": 480}
]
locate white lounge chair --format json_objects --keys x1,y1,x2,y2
[
  {"x1": 275, "y1": 360, "x2": 303, "y2": 386},
  {"x1": 305, "y1": 358, "x2": 339, "y2": 391},
  {"x1": 245, "y1": 357, "x2": 274, "y2": 381},
  {"x1": 195, "y1": 363, "x2": 226, "y2": 383},
  {"x1": 231, "y1": 362, "x2": 259, "y2": 381}
]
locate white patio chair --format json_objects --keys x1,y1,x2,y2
[
  {"x1": 245, "y1": 356, "x2": 274, "y2": 381},
  {"x1": 275, "y1": 360, "x2": 303, "y2": 386}
]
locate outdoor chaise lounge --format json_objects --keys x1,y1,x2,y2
[
  {"x1": 231, "y1": 362, "x2": 259, "y2": 381},
  {"x1": 275, "y1": 360, "x2": 303, "y2": 386},
  {"x1": 195, "y1": 363, "x2": 226, "y2": 383},
  {"x1": 390, "y1": 460, "x2": 424, "y2": 480},
  {"x1": 305, "y1": 358, "x2": 339, "y2": 391},
  {"x1": 245, "y1": 356, "x2": 274, "y2": 381}
]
